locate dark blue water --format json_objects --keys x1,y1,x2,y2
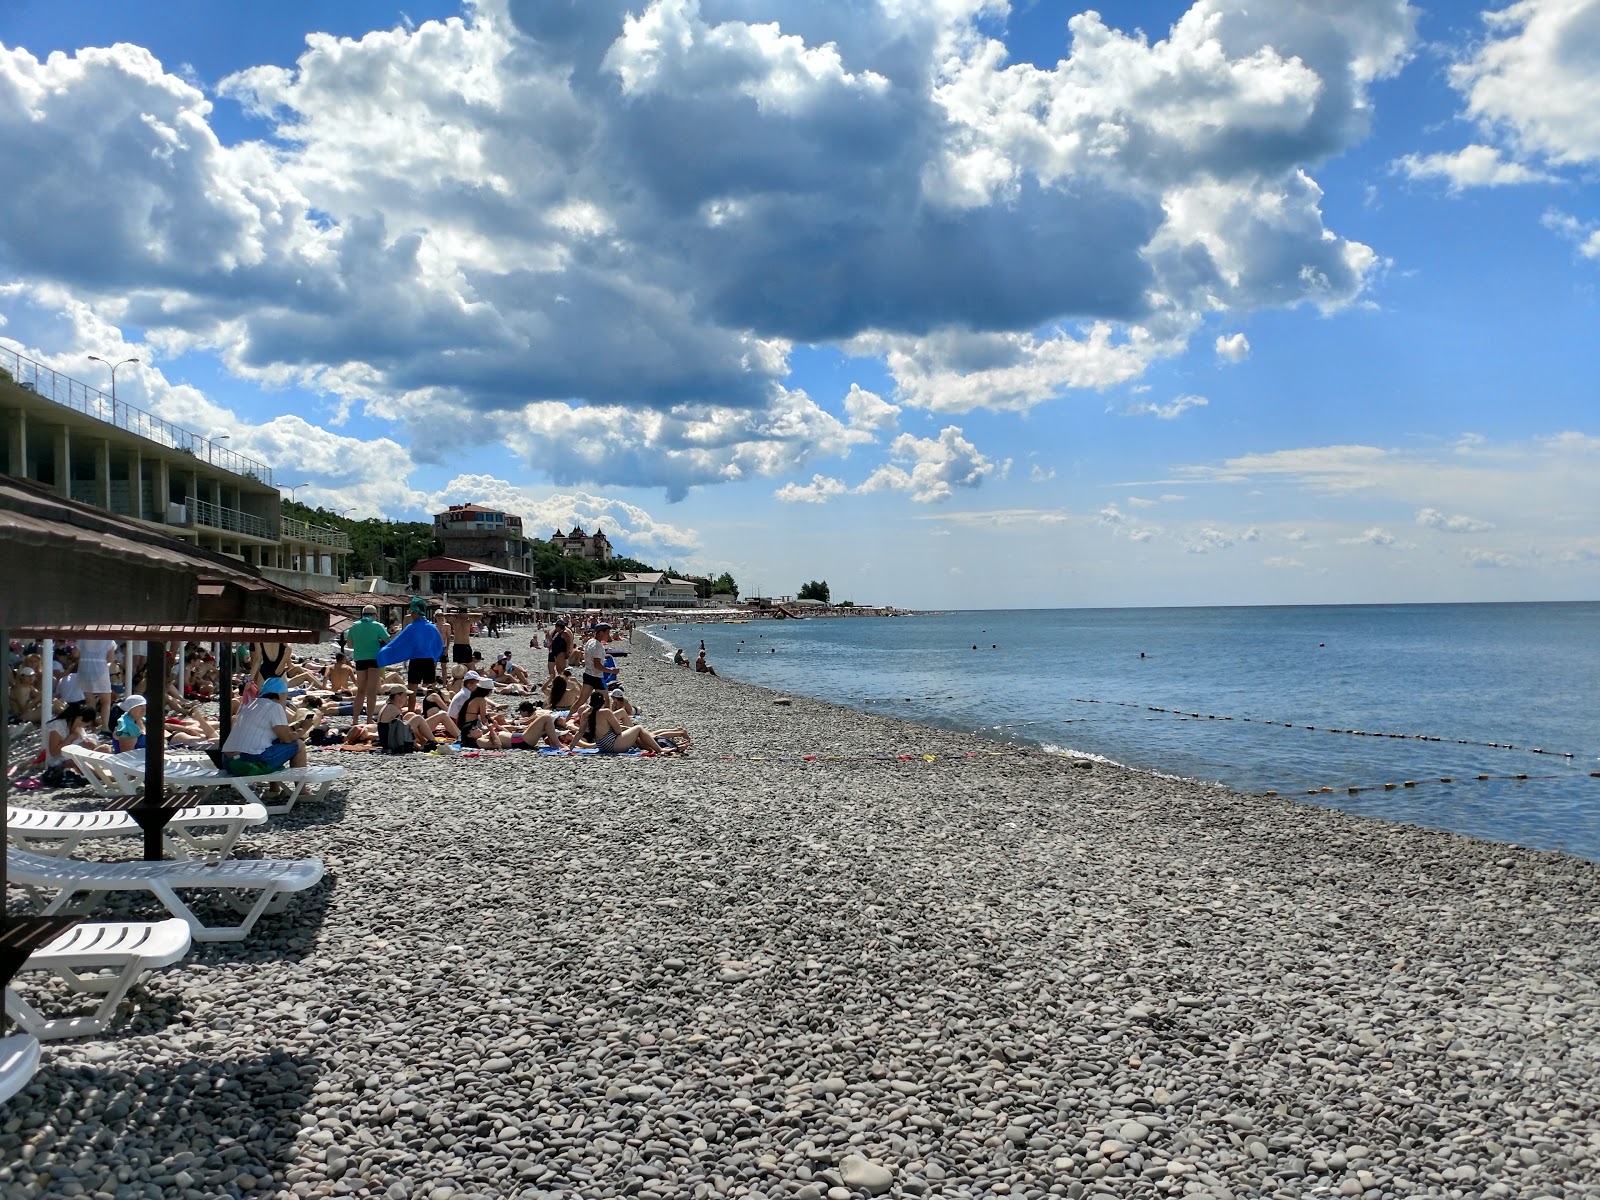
[{"x1": 652, "y1": 603, "x2": 1600, "y2": 859}]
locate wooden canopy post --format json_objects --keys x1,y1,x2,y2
[
  {"x1": 218, "y1": 640, "x2": 234, "y2": 744},
  {"x1": 133, "y1": 638, "x2": 170, "y2": 861}
]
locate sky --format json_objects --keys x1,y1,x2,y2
[{"x1": 0, "y1": 0, "x2": 1596, "y2": 609}]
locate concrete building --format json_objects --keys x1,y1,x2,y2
[
  {"x1": 0, "y1": 349, "x2": 349, "y2": 591},
  {"x1": 587, "y1": 570, "x2": 700, "y2": 608},
  {"x1": 409, "y1": 556, "x2": 536, "y2": 611},
  {"x1": 434, "y1": 503, "x2": 534, "y2": 574}
]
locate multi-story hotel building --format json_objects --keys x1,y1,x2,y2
[{"x1": 1, "y1": 348, "x2": 350, "y2": 592}]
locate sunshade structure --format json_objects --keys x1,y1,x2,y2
[{"x1": 0, "y1": 475, "x2": 343, "y2": 1022}]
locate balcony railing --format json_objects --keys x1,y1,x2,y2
[
  {"x1": 281, "y1": 515, "x2": 352, "y2": 551},
  {"x1": 1, "y1": 345, "x2": 274, "y2": 486},
  {"x1": 191, "y1": 496, "x2": 273, "y2": 540}
]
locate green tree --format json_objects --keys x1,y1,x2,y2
[
  {"x1": 797, "y1": 579, "x2": 830, "y2": 603},
  {"x1": 711, "y1": 571, "x2": 739, "y2": 598}
]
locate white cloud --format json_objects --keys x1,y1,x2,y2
[
  {"x1": 1543, "y1": 209, "x2": 1600, "y2": 260},
  {"x1": 1264, "y1": 555, "x2": 1306, "y2": 568},
  {"x1": 1029, "y1": 464, "x2": 1056, "y2": 482},
  {"x1": 1395, "y1": 144, "x2": 1553, "y2": 190},
  {"x1": 1099, "y1": 504, "x2": 1127, "y2": 525},
  {"x1": 1449, "y1": 0, "x2": 1600, "y2": 170},
  {"x1": 1416, "y1": 506, "x2": 1494, "y2": 533},
  {"x1": 1342, "y1": 526, "x2": 1400, "y2": 547},
  {"x1": 1284, "y1": 528, "x2": 1309, "y2": 541},
  {"x1": 1127, "y1": 496, "x2": 1158, "y2": 508},
  {"x1": 840, "y1": 384, "x2": 899, "y2": 432},
  {"x1": 1128, "y1": 528, "x2": 1157, "y2": 543},
  {"x1": 775, "y1": 474, "x2": 849, "y2": 504},
  {"x1": 1126, "y1": 394, "x2": 1208, "y2": 420},
  {"x1": 858, "y1": 425, "x2": 996, "y2": 503},
  {"x1": 1465, "y1": 547, "x2": 1515, "y2": 568},
  {"x1": 921, "y1": 508, "x2": 1070, "y2": 528},
  {"x1": 0, "y1": 0, "x2": 1413, "y2": 499},
  {"x1": 1215, "y1": 332, "x2": 1251, "y2": 363}
]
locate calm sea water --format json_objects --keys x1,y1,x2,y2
[{"x1": 652, "y1": 603, "x2": 1600, "y2": 860}]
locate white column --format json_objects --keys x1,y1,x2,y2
[{"x1": 39, "y1": 637, "x2": 54, "y2": 724}]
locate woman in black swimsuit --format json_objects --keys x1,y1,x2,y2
[
  {"x1": 417, "y1": 687, "x2": 461, "y2": 741},
  {"x1": 255, "y1": 642, "x2": 288, "y2": 680}
]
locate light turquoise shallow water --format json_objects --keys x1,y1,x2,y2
[{"x1": 654, "y1": 602, "x2": 1600, "y2": 860}]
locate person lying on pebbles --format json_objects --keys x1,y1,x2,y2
[{"x1": 512, "y1": 700, "x2": 575, "y2": 749}]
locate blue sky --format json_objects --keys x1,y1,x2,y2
[{"x1": 1, "y1": 0, "x2": 1596, "y2": 607}]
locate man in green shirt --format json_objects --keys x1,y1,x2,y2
[{"x1": 346, "y1": 604, "x2": 389, "y2": 723}]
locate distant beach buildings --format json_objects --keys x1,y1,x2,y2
[{"x1": 549, "y1": 524, "x2": 612, "y2": 562}]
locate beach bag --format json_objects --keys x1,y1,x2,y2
[{"x1": 382, "y1": 718, "x2": 416, "y2": 755}]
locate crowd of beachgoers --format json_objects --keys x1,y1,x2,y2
[
  {"x1": 8, "y1": 610, "x2": 711, "y2": 789},
  {"x1": 4, "y1": 617, "x2": 1599, "y2": 1198}
]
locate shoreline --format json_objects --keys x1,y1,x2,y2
[{"x1": 6, "y1": 625, "x2": 1598, "y2": 1196}]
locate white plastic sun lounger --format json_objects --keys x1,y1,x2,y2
[
  {"x1": 0, "y1": 1035, "x2": 41, "y2": 1105},
  {"x1": 9, "y1": 848, "x2": 326, "y2": 942},
  {"x1": 60, "y1": 745, "x2": 218, "y2": 799},
  {"x1": 6, "y1": 917, "x2": 192, "y2": 1040},
  {"x1": 60, "y1": 745, "x2": 138, "y2": 798},
  {"x1": 107, "y1": 752, "x2": 345, "y2": 817},
  {"x1": 7, "y1": 801, "x2": 269, "y2": 860}
]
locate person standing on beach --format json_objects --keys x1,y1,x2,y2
[
  {"x1": 547, "y1": 618, "x2": 571, "y2": 680},
  {"x1": 346, "y1": 604, "x2": 389, "y2": 724},
  {"x1": 444, "y1": 608, "x2": 475, "y2": 679},
  {"x1": 434, "y1": 602, "x2": 452, "y2": 677},
  {"x1": 73, "y1": 638, "x2": 117, "y2": 732},
  {"x1": 577, "y1": 622, "x2": 610, "y2": 710}
]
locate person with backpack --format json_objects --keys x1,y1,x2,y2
[{"x1": 377, "y1": 687, "x2": 437, "y2": 754}]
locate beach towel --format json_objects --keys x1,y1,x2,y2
[
  {"x1": 537, "y1": 746, "x2": 644, "y2": 756},
  {"x1": 377, "y1": 620, "x2": 444, "y2": 667}
]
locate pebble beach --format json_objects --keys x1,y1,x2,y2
[{"x1": 5, "y1": 628, "x2": 1600, "y2": 1200}]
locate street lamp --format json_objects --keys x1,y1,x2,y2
[
  {"x1": 87, "y1": 355, "x2": 139, "y2": 400},
  {"x1": 284, "y1": 483, "x2": 310, "y2": 501}
]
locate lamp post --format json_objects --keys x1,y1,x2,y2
[
  {"x1": 87, "y1": 355, "x2": 138, "y2": 423},
  {"x1": 284, "y1": 483, "x2": 310, "y2": 501}
]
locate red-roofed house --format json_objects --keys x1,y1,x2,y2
[{"x1": 409, "y1": 556, "x2": 535, "y2": 610}]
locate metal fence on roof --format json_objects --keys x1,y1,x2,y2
[{"x1": 1, "y1": 345, "x2": 275, "y2": 486}]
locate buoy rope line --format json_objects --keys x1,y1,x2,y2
[
  {"x1": 1268, "y1": 772, "x2": 1598, "y2": 799},
  {"x1": 1069, "y1": 698, "x2": 1585, "y2": 761}
]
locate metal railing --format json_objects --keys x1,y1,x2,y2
[
  {"x1": 190, "y1": 496, "x2": 273, "y2": 540},
  {"x1": 281, "y1": 514, "x2": 351, "y2": 550},
  {"x1": 1, "y1": 345, "x2": 274, "y2": 485}
]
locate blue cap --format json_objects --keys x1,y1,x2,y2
[{"x1": 261, "y1": 677, "x2": 289, "y2": 696}]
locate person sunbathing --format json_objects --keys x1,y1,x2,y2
[
  {"x1": 512, "y1": 700, "x2": 573, "y2": 749},
  {"x1": 324, "y1": 654, "x2": 357, "y2": 695},
  {"x1": 489, "y1": 652, "x2": 531, "y2": 686},
  {"x1": 377, "y1": 687, "x2": 439, "y2": 753},
  {"x1": 42, "y1": 702, "x2": 111, "y2": 782},
  {"x1": 414, "y1": 686, "x2": 462, "y2": 741},
  {"x1": 577, "y1": 691, "x2": 674, "y2": 755},
  {"x1": 458, "y1": 682, "x2": 510, "y2": 750},
  {"x1": 9, "y1": 665, "x2": 41, "y2": 723}
]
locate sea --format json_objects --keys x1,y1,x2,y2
[{"x1": 648, "y1": 603, "x2": 1600, "y2": 861}]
